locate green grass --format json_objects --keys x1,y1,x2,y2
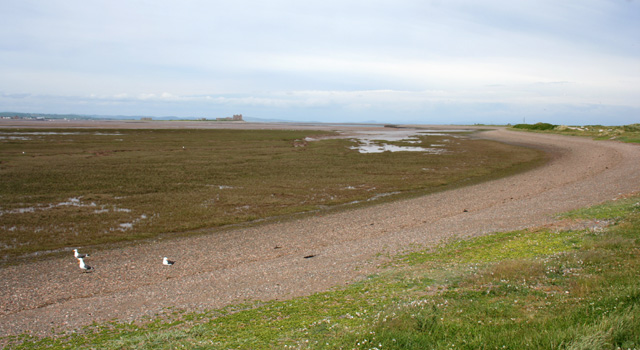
[
  {"x1": 0, "y1": 128, "x2": 542, "y2": 262},
  {"x1": 561, "y1": 194, "x2": 640, "y2": 221},
  {"x1": 510, "y1": 123, "x2": 640, "y2": 143},
  {"x1": 5, "y1": 194, "x2": 639, "y2": 349}
]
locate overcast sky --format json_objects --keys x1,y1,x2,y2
[{"x1": 1, "y1": 0, "x2": 639, "y2": 125}]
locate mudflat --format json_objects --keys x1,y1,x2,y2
[{"x1": 1, "y1": 121, "x2": 639, "y2": 338}]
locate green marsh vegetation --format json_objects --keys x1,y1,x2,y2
[
  {"x1": 512, "y1": 123, "x2": 640, "y2": 143},
  {"x1": 6, "y1": 194, "x2": 639, "y2": 349},
  {"x1": 0, "y1": 128, "x2": 542, "y2": 262}
]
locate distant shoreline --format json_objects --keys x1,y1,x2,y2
[{"x1": 0, "y1": 118, "x2": 491, "y2": 132}]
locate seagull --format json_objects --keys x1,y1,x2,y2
[
  {"x1": 77, "y1": 258, "x2": 94, "y2": 272},
  {"x1": 162, "y1": 257, "x2": 175, "y2": 266},
  {"x1": 73, "y1": 249, "x2": 89, "y2": 259}
]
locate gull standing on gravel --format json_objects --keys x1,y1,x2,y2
[
  {"x1": 77, "y1": 258, "x2": 94, "y2": 272},
  {"x1": 163, "y1": 257, "x2": 175, "y2": 266},
  {"x1": 73, "y1": 249, "x2": 89, "y2": 259}
]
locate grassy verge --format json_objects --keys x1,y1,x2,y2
[
  {"x1": 511, "y1": 123, "x2": 640, "y2": 143},
  {"x1": 6, "y1": 194, "x2": 639, "y2": 349},
  {"x1": 0, "y1": 128, "x2": 542, "y2": 262}
]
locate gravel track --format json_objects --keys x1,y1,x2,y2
[{"x1": 1, "y1": 126, "x2": 639, "y2": 339}]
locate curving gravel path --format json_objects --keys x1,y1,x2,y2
[{"x1": 1, "y1": 126, "x2": 639, "y2": 339}]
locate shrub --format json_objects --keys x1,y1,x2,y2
[
  {"x1": 623, "y1": 124, "x2": 640, "y2": 132},
  {"x1": 513, "y1": 122, "x2": 557, "y2": 130}
]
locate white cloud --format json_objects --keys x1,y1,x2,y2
[{"x1": 1, "y1": 0, "x2": 639, "y2": 124}]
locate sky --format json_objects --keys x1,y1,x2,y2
[{"x1": 1, "y1": 0, "x2": 639, "y2": 125}]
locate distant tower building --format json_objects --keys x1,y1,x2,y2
[{"x1": 232, "y1": 114, "x2": 243, "y2": 121}]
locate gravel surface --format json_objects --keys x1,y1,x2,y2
[{"x1": 1, "y1": 125, "x2": 639, "y2": 339}]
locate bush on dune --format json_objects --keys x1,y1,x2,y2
[{"x1": 512, "y1": 122, "x2": 557, "y2": 130}]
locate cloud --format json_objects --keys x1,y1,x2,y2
[
  {"x1": 2, "y1": 88, "x2": 638, "y2": 125},
  {"x1": 1, "y1": 92, "x2": 32, "y2": 99},
  {"x1": 0, "y1": 0, "x2": 639, "y2": 125}
]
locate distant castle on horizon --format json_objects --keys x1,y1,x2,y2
[
  {"x1": 190, "y1": 114, "x2": 244, "y2": 122},
  {"x1": 214, "y1": 114, "x2": 243, "y2": 121}
]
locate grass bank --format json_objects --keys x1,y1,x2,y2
[
  {"x1": 0, "y1": 128, "x2": 542, "y2": 262},
  {"x1": 511, "y1": 123, "x2": 640, "y2": 143},
  {"x1": 5, "y1": 194, "x2": 639, "y2": 349}
]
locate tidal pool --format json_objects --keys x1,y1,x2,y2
[{"x1": 346, "y1": 129, "x2": 465, "y2": 154}]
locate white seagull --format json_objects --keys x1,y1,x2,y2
[
  {"x1": 77, "y1": 258, "x2": 94, "y2": 272},
  {"x1": 73, "y1": 249, "x2": 89, "y2": 259},
  {"x1": 162, "y1": 257, "x2": 175, "y2": 266}
]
